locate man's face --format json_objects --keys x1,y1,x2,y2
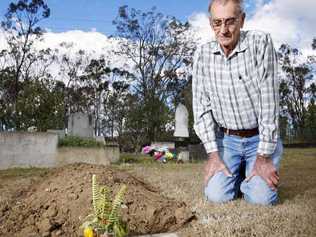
[{"x1": 210, "y1": 1, "x2": 245, "y2": 50}]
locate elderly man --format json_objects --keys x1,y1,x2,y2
[{"x1": 192, "y1": 0, "x2": 283, "y2": 205}]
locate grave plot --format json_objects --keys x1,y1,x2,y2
[{"x1": 0, "y1": 163, "x2": 195, "y2": 237}]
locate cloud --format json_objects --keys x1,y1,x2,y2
[
  {"x1": 245, "y1": 0, "x2": 316, "y2": 50},
  {"x1": 37, "y1": 30, "x2": 111, "y2": 53},
  {"x1": 188, "y1": 12, "x2": 214, "y2": 44},
  {"x1": 0, "y1": 29, "x2": 131, "y2": 81}
]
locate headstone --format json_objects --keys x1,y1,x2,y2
[
  {"x1": 177, "y1": 150, "x2": 190, "y2": 163},
  {"x1": 174, "y1": 103, "x2": 189, "y2": 138},
  {"x1": 68, "y1": 112, "x2": 94, "y2": 138}
]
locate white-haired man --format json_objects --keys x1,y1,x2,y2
[{"x1": 193, "y1": 0, "x2": 283, "y2": 205}]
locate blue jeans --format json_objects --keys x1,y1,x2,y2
[{"x1": 204, "y1": 134, "x2": 283, "y2": 205}]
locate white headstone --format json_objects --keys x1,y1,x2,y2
[
  {"x1": 68, "y1": 112, "x2": 94, "y2": 138},
  {"x1": 177, "y1": 150, "x2": 190, "y2": 163},
  {"x1": 174, "y1": 103, "x2": 189, "y2": 138}
]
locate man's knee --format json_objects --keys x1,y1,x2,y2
[
  {"x1": 204, "y1": 177, "x2": 235, "y2": 203},
  {"x1": 205, "y1": 189, "x2": 234, "y2": 203},
  {"x1": 242, "y1": 176, "x2": 278, "y2": 205},
  {"x1": 245, "y1": 191, "x2": 278, "y2": 205}
]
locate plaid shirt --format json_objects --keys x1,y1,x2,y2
[{"x1": 192, "y1": 30, "x2": 279, "y2": 155}]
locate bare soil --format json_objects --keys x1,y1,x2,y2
[{"x1": 0, "y1": 163, "x2": 195, "y2": 237}]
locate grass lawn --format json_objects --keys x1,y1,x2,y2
[{"x1": 119, "y1": 148, "x2": 316, "y2": 237}]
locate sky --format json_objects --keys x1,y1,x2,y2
[
  {"x1": 0, "y1": 0, "x2": 264, "y2": 34},
  {"x1": 0, "y1": 0, "x2": 315, "y2": 54},
  {"x1": 0, "y1": 0, "x2": 214, "y2": 35}
]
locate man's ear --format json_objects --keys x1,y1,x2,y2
[{"x1": 209, "y1": 16, "x2": 214, "y2": 30}]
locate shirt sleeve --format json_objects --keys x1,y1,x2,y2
[
  {"x1": 256, "y1": 33, "x2": 280, "y2": 155},
  {"x1": 192, "y1": 47, "x2": 218, "y2": 154}
]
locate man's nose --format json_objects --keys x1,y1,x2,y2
[{"x1": 219, "y1": 23, "x2": 229, "y2": 34}]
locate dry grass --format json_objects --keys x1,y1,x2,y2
[{"x1": 119, "y1": 148, "x2": 316, "y2": 237}]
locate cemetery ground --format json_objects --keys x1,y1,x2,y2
[{"x1": 0, "y1": 148, "x2": 315, "y2": 237}]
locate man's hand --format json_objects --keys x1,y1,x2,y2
[
  {"x1": 245, "y1": 154, "x2": 279, "y2": 191},
  {"x1": 204, "y1": 151, "x2": 232, "y2": 186}
]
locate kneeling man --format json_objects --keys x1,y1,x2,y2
[{"x1": 192, "y1": 0, "x2": 283, "y2": 205}]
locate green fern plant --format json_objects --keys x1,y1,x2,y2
[{"x1": 81, "y1": 174, "x2": 128, "y2": 237}]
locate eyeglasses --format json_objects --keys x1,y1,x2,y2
[{"x1": 210, "y1": 15, "x2": 241, "y2": 29}]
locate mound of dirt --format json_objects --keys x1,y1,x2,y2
[{"x1": 0, "y1": 163, "x2": 195, "y2": 237}]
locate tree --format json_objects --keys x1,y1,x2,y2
[
  {"x1": 121, "y1": 94, "x2": 148, "y2": 152},
  {"x1": 303, "y1": 38, "x2": 316, "y2": 141},
  {"x1": 58, "y1": 42, "x2": 91, "y2": 129},
  {"x1": 80, "y1": 58, "x2": 111, "y2": 136},
  {"x1": 0, "y1": 47, "x2": 57, "y2": 131},
  {"x1": 113, "y1": 6, "x2": 195, "y2": 143},
  {"x1": 0, "y1": 78, "x2": 64, "y2": 131},
  {"x1": 101, "y1": 68, "x2": 131, "y2": 140},
  {"x1": 278, "y1": 44, "x2": 313, "y2": 139},
  {"x1": 1, "y1": 0, "x2": 50, "y2": 129},
  {"x1": 16, "y1": 79, "x2": 64, "y2": 131},
  {"x1": 0, "y1": 68, "x2": 15, "y2": 130},
  {"x1": 304, "y1": 98, "x2": 316, "y2": 141}
]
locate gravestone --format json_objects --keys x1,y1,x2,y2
[
  {"x1": 174, "y1": 103, "x2": 190, "y2": 162},
  {"x1": 68, "y1": 112, "x2": 94, "y2": 138},
  {"x1": 173, "y1": 103, "x2": 189, "y2": 138}
]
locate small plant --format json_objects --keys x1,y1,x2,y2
[
  {"x1": 58, "y1": 136, "x2": 104, "y2": 148},
  {"x1": 81, "y1": 175, "x2": 128, "y2": 237}
]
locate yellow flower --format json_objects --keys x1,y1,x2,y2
[{"x1": 84, "y1": 227, "x2": 94, "y2": 237}]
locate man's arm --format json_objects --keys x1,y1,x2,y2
[
  {"x1": 257, "y1": 33, "x2": 279, "y2": 156},
  {"x1": 246, "y1": 33, "x2": 280, "y2": 190},
  {"x1": 192, "y1": 47, "x2": 232, "y2": 185},
  {"x1": 192, "y1": 47, "x2": 218, "y2": 154}
]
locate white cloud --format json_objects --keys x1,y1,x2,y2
[
  {"x1": 245, "y1": 0, "x2": 316, "y2": 50},
  {"x1": 0, "y1": 29, "x2": 132, "y2": 82},
  {"x1": 188, "y1": 12, "x2": 214, "y2": 44},
  {"x1": 37, "y1": 30, "x2": 110, "y2": 53}
]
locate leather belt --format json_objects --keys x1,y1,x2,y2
[{"x1": 221, "y1": 127, "x2": 259, "y2": 138}]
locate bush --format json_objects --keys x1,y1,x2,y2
[
  {"x1": 119, "y1": 153, "x2": 154, "y2": 164},
  {"x1": 58, "y1": 136, "x2": 104, "y2": 148}
]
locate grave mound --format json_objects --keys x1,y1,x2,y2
[{"x1": 0, "y1": 163, "x2": 195, "y2": 236}]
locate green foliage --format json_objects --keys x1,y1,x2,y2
[
  {"x1": 278, "y1": 43, "x2": 316, "y2": 142},
  {"x1": 58, "y1": 136, "x2": 104, "y2": 148},
  {"x1": 0, "y1": 78, "x2": 65, "y2": 131},
  {"x1": 81, "y1": 175, "x2": 128, "y2": 237}
]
